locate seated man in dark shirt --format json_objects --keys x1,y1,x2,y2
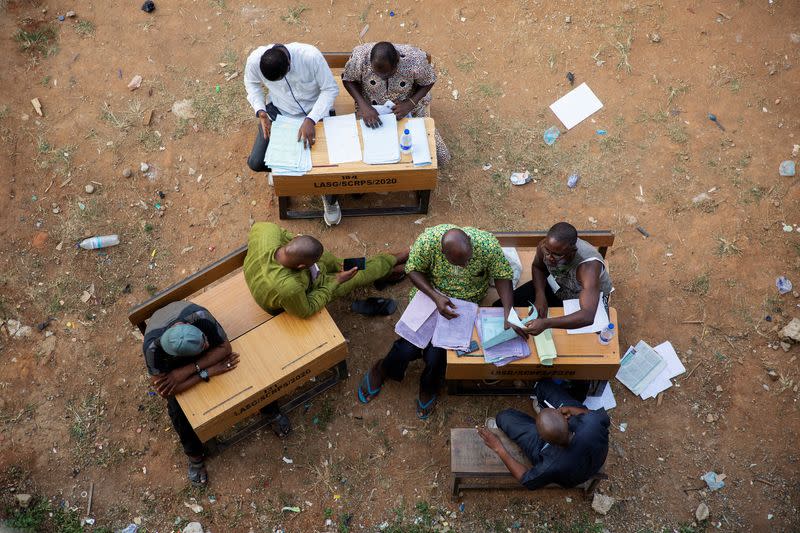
[
  {"x1": 143, "y1": 301, "x2": 240, "y2": 485},
  {"x1": 478, "y1": 380, "x2": 610, "y2": 489}
]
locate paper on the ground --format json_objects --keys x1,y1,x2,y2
[
  {"x1": 639, "y1": 341, "x2": 687, "y2": 399},
  {"x1": 549, "y1": 82, "x2": 604, "y2": 130},
  {"x1": 265, "y1": 115, "x2": 312, "y2": 175},
  {"x1": 477, "y1": 307, "x2": 530, "y2": 364},
  {"x1": 371, "y1": 100, "x2": 395, "y2": 116},
  {"x1": 406, "y1": 118, "x2": 432, "y2": 166},
  {"x1": 615, "y1": 340, "x2": 667, "y2": 396},
  {"x1": 563, "y1": 293, "x2": 609, "y2": 335},
  {"x1": 361, "y1": 113, "x2": 400, "y2": 164},
  {"x1": 584, "y1": 383, "x2": 617, "y2": 410},
  {"x1": 322, "y1": 113, "x2": 362, "y2": 164},
  {"x1": 432, "y1": 297, "x2": 478, "y2": 350},
  {"x1": 395, "y1": 309, "x2": 437, "y2": 349},
  {"x1": 398, "y1": 291, "x2": 437, "y2": 332}
]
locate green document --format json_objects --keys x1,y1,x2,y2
[{"x1": 534, "y1": 328, "x2": 557, "y2": 366}]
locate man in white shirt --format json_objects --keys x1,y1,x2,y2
[{"x1": 244, "y1": 42, "x2": 343, "y2": 226}]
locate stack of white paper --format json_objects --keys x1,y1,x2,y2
[
  {"x1": 432, "y1": 297, "x2": 478, "y2": 351},
  {"x1": 361, "y1": 113, "x2": 400, "y2": 164},
  {"x1": 265, "y1": 116, "x2": 312, "y2": 175},
  {"x1": 394, "y1": 291, "x2": 437, "y2": 348},
  {"x1": 639, "y1": 341, "x2": 686, "y2": 399},
  {"x1": 563, "y1": 293, "x2": 609, "y2": 335},
  {"x1": 584, "y1": 383, "x2": 617, "y2": 410},
  {"x1": 615, "y1": 340, "x2": 667, "y2": 396},
  {"x1": 549, "y1": 82, "x2": 604, "y2": 130},
  {"x1": 323, "y1": 113, "x2": 362, "y2": 164},
  {"x1": 406, "y1": 118, "x2": 431, "y2": 166}
]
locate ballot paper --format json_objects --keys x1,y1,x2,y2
[
  {"x1": 361, "y1": 113, "x2": 400, "y2": 164},
  {"x1": 406, "y1": 117, "x2": 432, "y2": 166},
  {"x1": 477, "y1": 308, "x2": 530, "y2": 365},
  {"x1": 395, "y1": 311, "x2": 437, "y2": 349},
  {"x1": 483, "y1": 308, "x2": 534, "y2": 350},
  {"x1": 563, "y1": 293, "x2": 609, "y2": 335},
  {"x1": 584, "y1": 383, "x2": 617, "y2": 411},
  {"x1": 639, "y1": 341, "x2": 686, "y2": 400},
  {"x1": 549, "y1": 82, "x2": 604, "y2": 130},
  {"x1": 264, "y1": 115, "x2": 312, "y2": 175},
  {"x1": 397, "y1": 291, "x2": 437, "y2": 332},
  {"x1": 533, "y1": 328, "x2": 558, "y2": 365},
  {"x1": 432, "y1": 297, "x2": 478, "y2": 350},
  {"x1": 615, "y1": 340, "x2": 667, "y2": 396},
  {"x1": 323, "y1": 113, "x2": 362, "y2": 164},
  {"x1": 372, "y1": 100, "x2": 395, "y2": 116}
]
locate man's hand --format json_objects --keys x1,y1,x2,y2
[
  {"x1": 533, "y1": 296, "x2": 548, "y2": 322},
  {"x1": 335, "y1": 267, "x2": 359, "y2": 284},
  {"x1": 523, "y1": 318, "x2": 548, "y2": 336},
  {"x1": 258, "y1": 111, "x2": 272, "y2": 140},
  {"x1": 559, "y1": 405, "x2": 589, "y2": 420},
  {"x1": 209, "y1": 352, "x2": 240, "y2": 377},
  {"x1": 434, "y1": 294, "x2": 459, "y2": 319},
  {"x1": 297, "y1": 117, "x2": 316, "y2": 148},
  {"x1": 391, "y1": 99, "x2": 416, "y2": 119},
  {"x1": 504, "y1": 319, "x2": 528, "y2": 338},
  {"x1": 152, "y1": 370, "x2": 185, "y2": 398},
  {"x1": 478, "y1": 428, "x2": 504, "y2": 454},
  {"x1": 357, "y1": 106, "x2": 382, "y2": 128}
]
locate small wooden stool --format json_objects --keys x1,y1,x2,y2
[{"x1": 450, "y1": 428, "x2": 607, "y2": 500}]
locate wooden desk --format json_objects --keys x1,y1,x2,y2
[
  {"x1": 446, "y1": 307, "x2": 620, "y2": 393},
  {"x1": 273, "y1": 116, "x2": 438, "y2": 219}
]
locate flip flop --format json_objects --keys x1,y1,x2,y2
[
  {"x1": 357, "y1": 372, "x2": 382, "y2": 404},
  {"x1": 269, "y1": 412, "x2": 292, "y2": 438},
  {"x1": 416, "y1": 395, "x2": 438, "y2": 420},
  {"x1": 351, "y1": 297, "x2": 397, "y2": 317},
  {"x1": 188, "y1": 459, "x2": 208, "y2": 486},
  {"x1": 374, "y1": 273, "x2": 406, "y2": 291}
]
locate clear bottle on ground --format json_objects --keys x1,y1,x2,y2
[
  {"x1": 400, "y1": 129, "x2": 413, "y2": 155},
  {"x1": 598, "y1": 323, "x2": 615, "y2": 345},
  {"x1": 79, "y1": 235, "x2": 120, "y2": 250}
]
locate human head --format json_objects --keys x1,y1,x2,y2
[
  {"x1": 535, "y1": 408, "x2": 571, "y2": 447},
  {"x1": 260, "y1": 45, "x2": 291, "y2": 81},
  {"x1": 160, "y1": 323, "x2": 207, "y2": 356},
  {"x1": 441, "y1": 228, "x2": 472, "y2": 267},
  {"x1": 369, "y1": 41, "x2": 400, "y2": 80},
  {"x1": 542, "y1": 222, "x2": 578, "y2": 268},
  {"x1": 281, "y1": 235, "x2": 324, "y2": 269}
]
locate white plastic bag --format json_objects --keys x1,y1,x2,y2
[{"x1": 490, "y1": 247, "x2": 523, "y2": 289}]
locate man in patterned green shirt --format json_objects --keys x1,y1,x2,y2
[{"x1": 357, "y1": 224, "x2": 521, "y2": 418}]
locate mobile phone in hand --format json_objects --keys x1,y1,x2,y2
[{"x1": 343, "y1": 257, "x2": 366, "y2": 271}]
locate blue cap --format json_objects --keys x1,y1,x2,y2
[
  {"x1": 404, "y1": 129, "x2": 410, "y2": 134},
  {"x1": 161, "y1": 324, "x2": 205, "y2": 356},
  {"x1": 607, "y1": 323, "x2": 614, "y2": 330}
]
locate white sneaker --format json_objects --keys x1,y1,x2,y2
[
  {"x1": 267, "y1": 172, "x2": 273, "y2": 186},
  {"x1": 322, "y1": 196, "x2": 342, "y2": 226},
  {"x1": 485, "y1": 417, "x2": 497, "y2": 429}
]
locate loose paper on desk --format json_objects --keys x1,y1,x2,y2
[
  {"x1": 372, "y1": 100, "x2": 395, "y2": 116},
  {"x1": 477, "y1": 307, "x2": 530, "y2": 365},
  {"x1": 639, "y1": 341, "x2": 686, "y2": 400},
  {"x1": 615, "y1": 340, "x2": 667, "y2": 396},
  {"x1": 361, "y1": 113, "x2": 400, "y2": 164},
  {"x1": 563, "y1": 293, "x2": 609, "y2": 335},
  {"x1": 264, "y1": 116, "x2": 312, "y2": 175},
  {"x1": 584, "y1": 383, "x2": 617, "y2": 411},
  {"x1": 549, "y1": 82, "x2": 604, "y2": 130},
  {"x1": 483, "y1": 308, "x2": 534, "y2": 349},
  {"x1": 432, "y1": 297, "x2": 477, "y2": 350},
  {"x1": 322, "y1": 113, "x2": 362, "y2": 164},
  {"x1": 406, "y1": 117, "x2": 432, "y2": 166}
]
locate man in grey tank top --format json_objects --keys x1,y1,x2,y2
[{"x1": 510, "y1": 222, "x2": 613, "y2": 337}]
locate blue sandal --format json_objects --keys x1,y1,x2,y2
[
  {"x1": 416, "y1": 395, "x2": 438, "y2": 420},
  {"x1": 357, "y1": 373, "x2": 382, "y2": 404}
]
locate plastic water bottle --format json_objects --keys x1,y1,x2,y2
[
  {"x1": 567, "y1": 173, "x2": 580, "y2": 189},
  {"x1": 776, "y1": 276, "x2": 793, "y2": 295},
  {"x1": 400, "y1": 129, "x2": 413, "y2": 155},
  {"x1": 79, "y1": 235, "x2": 120, "y2": 250},
  {"x1": 598, "y1": 323, "x2": 615, "y2": 345}
]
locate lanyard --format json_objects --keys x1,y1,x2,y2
[{"x1": 284, "y1": 78, "x2": 308, "y2": 116}]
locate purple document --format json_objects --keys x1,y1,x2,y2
[
  {"x1": 477, "y1": 307, "x2": 530, "y2": 365},
  {"x1": 395, "y1": 310, "x2": 437, "y2": 349},
  {"x1": 432, "y1": 297, "x2": 478, "y2": 350},
  {"x1": 399, "y1": 291, "x2": 437, "y2": 331}
]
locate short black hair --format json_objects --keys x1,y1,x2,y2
[
  {"x1": 547, "y1": 222, "x2": 578, "y2": 246},
  {"x1": 260, "y1": 45, "x2": 290, "y2": 81},
  {"x1": 369, "y1": 41, "x2": 400, "y2": 68}
]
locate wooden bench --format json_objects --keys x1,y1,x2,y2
[
  {"x1": 450, "y1": 428, "x2": 607, "y2": 500},
  {"x1": 446, "y1": 230, "x2": 618, "y2": 395},
  {"x1": 272, "y1": 51, "x2": 437, "y2": 220},
  {"x1": 128, "y1": 245, "x2": 348, "y2": 452}
]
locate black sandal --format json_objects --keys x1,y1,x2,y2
[
  {"x1": 188, "y1": 459, "x2": 208, "y2": 486},
  {"x1": 269, "y1": 412, "x2": 292, "y2": 438},
  {"x1": 351, "y1": 297, "x2": 397, "y2": 316}
]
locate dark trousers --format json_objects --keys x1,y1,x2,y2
[
  {"x1": 493, "y1": 280, "x2": 563, "y2": 308},
  {"x1": 496, "y1": 380, "x2": 584, "y2": 460},
  {"x1": 381, "y1": 338, "x2": 446, "y2": 396},
  {"x1": 248, "y1": 103, "x2": 336, "y2": 204},
  {"x1": 167, "y1": 396, "x2": 204, "y2": 457}
]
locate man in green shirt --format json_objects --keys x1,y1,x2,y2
[
  {"x1": 244, "y1": 222, "x2": 407, "y2": 318},
  {"x1": 357, "y1": 224, "x2": 522, "y2": 418}
]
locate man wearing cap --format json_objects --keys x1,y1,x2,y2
[{"x1": 142, "y1": 301, "x2": 239, "y2": 485}]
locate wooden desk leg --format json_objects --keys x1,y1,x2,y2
[
  {"x1": 451, "y1": 475, "x2": 460, "y2": 501},
  {"x1": 278, "y1": 196, "x2": 290, "y2": 219},
  {"x1": 417, "y1": 190, "x2": 431, "y2": 214}
]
